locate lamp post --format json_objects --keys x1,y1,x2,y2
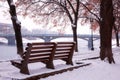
[{"x1": 90, "y1": 18, "x2": 94, "y2": 50}]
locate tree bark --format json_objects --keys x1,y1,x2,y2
[
  {"x1": 7, "y1": 0, "x2": 23, "y2": 56},
  {"x1": 100, "y1": 0, "x2": 115, "y2": 63},
  {"x1": 72, "y1": 0, "x2": 79, "y2": 52},
  {"x1": 114, "y1": 26, "x2": 119, "y2": 46},
  {"x1": 72, "y1": 25, "x2": 78, "y2": 52},
  {"x1": 115, "y1": 31, "x2": 119, "y2": 46}
]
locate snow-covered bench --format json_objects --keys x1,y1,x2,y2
[{"x1": 11, "y1": 42, "x2": 75, "y2": 74}]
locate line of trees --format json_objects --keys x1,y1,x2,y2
[{"x1": 4, "y1": 0, "x2": 120, "y2": 63}]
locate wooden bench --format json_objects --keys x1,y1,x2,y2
[{"x1": 11, "y1": 42, "x2": 75, "y2": 74}]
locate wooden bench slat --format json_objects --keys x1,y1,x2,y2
[
  {"x1": 55, "y1": 54, "x2": 69, "y2": 56},
  {"x1": 30, "y1": 42, "x2": 55, "y2": 45},
  {"x1": 56, "y1": 45, "x2": 73, "y2": 47},
  {"x1": 56, "y1": 49, "x2": 71, "y2": 51},
  {"x1": 56, "y1": 47, "x2": 71, "y2": 49},
  {"x1": 30, "y1": 53, "x2": 50, "y2": 57},
  {"x1": 29, "y1": 56, "x2": 49, "y2": 60},
  {"x1": 54, "y1": 56, "x2": 68, "y2": 59},
  {"x1": 31, "y1": 49, "x2": 53, "y2": 53},
  {"x1": 56, "y1": 50, "x2": 70, "y2": 53},
  {"x1": 31, "y1": 46, "x2": 54, "y2": 49},
  {"x1": 25, "y1": 46, "x2": 54, "y2": 50},
  {"x1": 28, "y1": 58, "x2": 49, "y2": 63},
  {"x1": 55, "y1": 51, "x2": 70, "y2": 53}
]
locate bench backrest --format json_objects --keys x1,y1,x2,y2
[
  {"x1": 54, "y1": 42, "x2": 75, "y2": 60},
  {"x1": 23, "y1": 42, "x2": 56, "y2": 63}
]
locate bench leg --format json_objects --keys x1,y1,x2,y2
[
  {"x1": 62, "y1": 59, "x2": 73, "y2": 65},
  {"x1": 20, "y1": 65, "x2": 30, "y2": 74},
  {"x1": 46, "y1": 61, "x2": 55, "y2": 69},
  {"x1": 11, "y1": 61, "x2": 21, "y2": 69},
  {"x1": 11, "y1": 61, "x2": 29, "y2": 74},
  {"x1": 66, "y1": 60, "x2": 73, "y2": 65}
]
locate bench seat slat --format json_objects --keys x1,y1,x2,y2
[
  {"x1": 56, "y1": 49, "x2": 71, "y2": 51},
  {"x1": 55, "y1": 52, "x2": 70, "y2": 54},
  {"x1": 29, "y1": 58, "x2": 49, "y2": 63},
  {"x1": 54, "y1": 56, "x2": 68, "y2": 59},
  {"x1": 31, "y1": 46, "x2": 54, "y2": 49},
  {"x1": 56, "y1": 45, "x2": 73, "y2": 47},
  {"x1": 55, "y1": 54, "x2": 69, "y2": 57},
  {"x1": 30, "y1": 53, "x2": 50, "y2": 57},
  {"x1": 29, "y1": 56, "x2": 49, "y2": 60},
  {"x1": 31, "y1": 49, "x2": 53, "y2": 53},
  {"x1": 30, "y1": 42, "x2": 55, "y2": 45},
  {"x1": 56, "y1": 48, "x2": 71, "y2": 50},
  {"x1": 25, "y1": 46, "x2": 54, "y2": 50}
]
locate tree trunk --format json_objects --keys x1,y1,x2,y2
[
  {"x1": 72, "y1": 26, "x2": 78, "y2": 52},
  {"x1": 7, "y1": 0, "x2": 23, "y2": 56},
  {"x1": 114, "y1": 26, "x2": 119, "y2": 46},
  {"x1": 115, "y1": 32, "x2": 119, "y2": 46},
  {"x1": 100, "y1": 0, "x2": 115, "y2": 63}
]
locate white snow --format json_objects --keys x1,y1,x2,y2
[{"x1": 0, "y1": 38, "x2": 120, "y2": 80}]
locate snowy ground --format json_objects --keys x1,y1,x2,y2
[
  {"x1": 40, "y1": 47, "x2": 120, "y2": 80},
  {"x1": 0, "y1": 38, "x2": 120, "y2": 80}
]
